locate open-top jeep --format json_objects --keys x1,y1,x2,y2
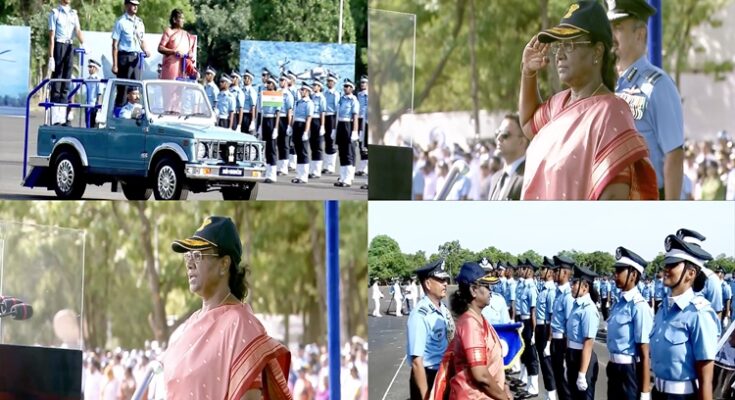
[{"x1": 23, "y1": 78, "x2": 266, "y2": 200}]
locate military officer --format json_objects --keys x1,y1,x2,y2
[
  {"x1": 600, "y1": 274, "x2": 611, "y2": 320},
  {"x1": 215, "y1": 74, "x2": 235, "y2": 129},
  {"x1": 240, "y1": 69, "x2": 257, "y2": 134},
  {"x1": 112, "y1": 0, "x2": 151, "y2": 105},
  {"x1": 536, "y1": 257, "x2": 557, "y2": 399},
  {"x1": 309, "y1": 78, "x2": 327, "y2": 179},
  {"x1": 229, "y1": 71, "x2": 245, "y2": 131},
  {"x1": 286, "y1": 70, "x2": 300, "y2": 170},
  {"x1": 516, "y1": 259, "x2": 540, "y2": 398},
  {"x1": 549, "y1": 255, "x2": 576, "y2": 400},
  {"x1": 650, "y1": 235, "x2": 718, "y2": 399},
  {"x1": 480, "y1": 259, "x2": 512, "y2": 325},
  {"x1": 203, "y1": 66, "x2": 219, "y2": 111},
  {"x1": 255, "y1": 68, "x2": 272, "y2": 135},
  {"x1": 606, "y1": 247, "x2": 654, "y2": 400},
  {"x1": 85, "y1": 59, "x2": 104, "y2": 126},
  {"x1": 566, "y1": 265, "x2": 601, "y2": 400},
  {"x1": 290, "y1": 82, "x2": 315, "y2": 184},
  {"x1": 276, "y1": 74, "x2": 295, "y2": 176},
  {"x1": 322, "y1": 73, "x2": 341, "y2": 175},
  {"x1": 407, "y1": 259, "x2": 453, "y2": 400},
  {"x1": 676, "y1": 228, "x2": 723, "y2": 320},
  {"x1": 356, "y1": 74, "x2": 369, "y2": 177},
  {"x1": 333, "y1": 78, "x2": 360, "y2": 188},
  {"x1": 608, "y1": 0, "x2": 684, "y2": 199},
  {"x1": 48, "y1": 0, "x2": 85, "y2": 117},
  {"x1": 504, "y1": 261, "x2": 518, "y2": 320},
  {"x1": 261, "y1": 75, "x2": 280, "y2": 183}
]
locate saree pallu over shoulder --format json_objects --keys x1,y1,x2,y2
[
  {"x1": 163, "y1": 303, "x2": 292, "y2": 400},
  {"x1": 524, "y1": 90, "x2": 658, "y2": 200}
]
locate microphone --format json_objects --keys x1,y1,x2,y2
[
  {"x1": 0, "y1": 303, "x2": 33, "y2": 320},
  {"x1": 434, "y1": 160, "x2": 470, "y2": 200},
  {"x1": 0, "y1": 297, "x2": 23, "y2": 314},
  {"x1": 131, "y1": 360, "x2": 163, "y2": 400}
]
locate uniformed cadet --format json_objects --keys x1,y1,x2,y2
[
  {"x1": 333, "y1": 78, "x2": 360, "y2": 188},
  {"x1": 566, "y1": 265, "x2": 600, "y2": 400},
  {"x1": 504, "y1": 261, "x2": 518, "y2": 320},
  {"x1": 255, "y1": 68, "x2": 272, "y2": 135},
  {"x1": 203, "y1": 66, "x2": 219, "y2": 111},
  {"x1": 406, "y1": 259, "x2": 453, "y2": 400},
  {"x1": 650, "y1": 235, "x2": 718, "y2": 400},
  {"x1": 322, "y1": 73, "x2": 341, "y2": 175},
  {"x1": 276, "y1": 74, "x2": 295, "y2": 176},
  {"x1": 611, "y1": 275, "x2": 622, "y2": 305},
  {"x1": 536, "y1": 257, "x2": 557, "y2": 399},
  {"x1": 112, "y1": 0, "x2": 151, "y2": 106},
  {"x1": 640, "y1": 278, "x2": 652, "y2": 303},
  {"x1": 606, "y1": 247, "x2": 654, "y2": 400},
  {"x1": 653, "y1": 270, "x2": 665, "y2": 312},
  {"x1": 308, "y1": 78, "x2": 327, "y2": 179},
  {"x1": 286, "y1": 70, "x2": 299, "y2": 104},
  {"x1": 261, "y1": 75, "x2": 280, "y2": 183},
  {"x1": 48, "y1": 0, "x2": 85, "y2": 111},
  {"x1": 215, "y1": 75, "x2": 235, "y2": 129},
  {"x1": 480, "y1": 259, "x2": 512, "y2": 325},
  {"x1": 600, "y1": 275, "x2": 611, "y2": 320},
  {"x1": 286, "y1": 70, "x2": 300, "y2": 170},
  {"x1": 240, "y1": 69, "x2": 257, "y2": 134},
  {"x1": 549, "y1": 255, "x2": 576, "y2": 400},
  {"x1": 516, "y1": 258, "x2": 541, "y2": 398},
  {"x1": 85, "y1": 59, "x2": 104, "y2": 126},
  {"x1": 290, "y1": 82, "x2": 315, "y2": 184},
  {"x1": 676, "y1": 228, "x2": 723, "y2": 320},
  {"x1": 496, "y1": 261, "x2": 508, "y2": 296},
  {"x1": 356, "y1": 74, "x2": 369, "y2": 177},
  {"x1": 228, "y1": 71, "x2": 245, "y2": 131},
  {"x1": 719, "y1": 268, "x2": 732, "y2": 330},
  {"x1": 607, "y1": 0, "x2": 684, "y2": 199}
]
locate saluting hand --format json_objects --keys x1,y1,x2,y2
[{"x1": 521, "y1": 35, "x2": 550, "y2": 76}]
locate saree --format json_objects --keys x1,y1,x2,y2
[
  {"x1": 522, "y1": 89, "x2": 658, "y2": 200},
  {"x1": 430, "y1": 311, "x2": 505, "y2": 400},
  {"x1": 163, "y1": 302, "x2": 292, "y2": 400},
  {"x1": 159, "y1": 28, "x2": 197, "y2": 80}
]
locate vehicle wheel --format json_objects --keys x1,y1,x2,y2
[
  {"x1": 52, "y1": 150, "x2": 86, "y2": 199},
  {"x1": 152, "y1": 157, "x2": 188, "y2": 200},
  {"x1": 121, "y1": 180, "x2": 153, "y2": 200},
  {"x1": 221, "y1": 183, "x2": 258, "y2": 200}
]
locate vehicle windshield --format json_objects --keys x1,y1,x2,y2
[{"x1": 146, "y1": 82, "x2": 212, "y2": 119}]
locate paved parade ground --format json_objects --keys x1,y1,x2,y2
[
  {"x1": 368, "y1": 290, "x2": 611, "y2": 400},
  {"x1": 0, "y1": 112, "x2": 366, "y2": 200}
]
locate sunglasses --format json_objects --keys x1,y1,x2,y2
[{"x1": 184, "y1": 250, "x2": 220, "y2": 265}]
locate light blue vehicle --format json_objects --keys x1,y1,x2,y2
[{"x1": 23, "y1": 78, "x2": 266, "y2": 200}]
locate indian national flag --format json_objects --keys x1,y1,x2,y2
[{"x1": 262, "y1": 91, "x2": 283, "y2": 108}]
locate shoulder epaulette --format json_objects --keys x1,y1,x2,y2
[
  {"x1": 417, "y1": 307, "x2": 428, "y2": 316},
  {"x1": 646, "y1": 71, "x2": 663, "y2": 85}
]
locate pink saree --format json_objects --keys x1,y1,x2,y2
[
  {"x1": 159, "y1": 28, "x2": 196, "y2": 80},
  {"x1": 522, "y1": 89, "x2": 658, "y2": 200},
  {"x1": 163, "y1": 303, "x2": 292, "y2": 400},
  {"x1": 430, "y1": 311, "x2": 505, "y2": 400}
]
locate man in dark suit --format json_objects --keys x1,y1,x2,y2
[{"x1": 490, "y1": 113, "x2": 529, "y2": 200}]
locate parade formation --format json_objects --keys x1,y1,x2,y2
[{"x1": 393, "y1": 227, "x2": 725, "y2": 400}]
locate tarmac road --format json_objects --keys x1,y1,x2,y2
[{"x1": 0, "y1": 111, "x2": 367, "y2": 200}]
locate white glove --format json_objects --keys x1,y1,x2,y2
[
  {"x1": 576, "y1": 372, "x2": 588, "y2": 391},
  {"x1": 286, "y1": 126, "x2": 293, "y2": 136},
  {"x1": 301, "y1": 131, "x2": 309, "y2": 141},
  {"x1": 530, "y1": 333, "x2": 535, "y2": 345},
  {"x1": 48, "y1": 57, "x2": 55, "y2": 74},
  {"x1": 319, "y1": 125, "x2": 326, "y2": 136},
  {"x1": 272, "y1": 128, "x2": 278, "y2": 140},
  {"x1": 640, "y1": 392, "x2": 651, "y2": 400},
  {"x1": 543, "y1": 342, "x2": 550, "y2": 357},
  {"x1": 351, "y1": 131, "x2": 359, "y2": 142},
  {"x1": 249, "y1": 123, "x2": 255, "y2": 133},
  {"x1": 331, "y1": 129, "x2": 336, "y2": 141}
]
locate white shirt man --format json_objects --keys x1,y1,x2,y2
[{"x1": 371, "y1": 281, "x2": 384, "y2": 317}]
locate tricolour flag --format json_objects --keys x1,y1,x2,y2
[{"x1": 262, "y1": 91, "x2": 283, "y2": 108}]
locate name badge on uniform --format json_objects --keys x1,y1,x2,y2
[{"x1": 616, "y1": 88, "x2": 648, "y2": 121}]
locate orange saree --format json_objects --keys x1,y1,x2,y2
[
  {"x1": 522, "y1": 89, "x2": 658, "y2": 200},
  {"x1": 430, "y1": 311, "x2": 505, "y2": 400},
  {"x1": 163, "y1": 303, "x2": 292, "y2": 400}
]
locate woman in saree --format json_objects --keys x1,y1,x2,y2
[
  {"x1": 518, "y1": 0, "x2": 658, "y2": 200},
  {"x1": 158, "y1": 9, "x2": 197, "y2": 80},
  {"x1": 162, "y1": 216, "x2": 292, "y2": 400},
  {"x1": 431, "y1": 262, "x2": 512, "y2": 400}
]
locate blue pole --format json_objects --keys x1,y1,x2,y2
[
  {"x1": 325, "y1": 200, "x2": 340, "y2": 399},
  {"x1": 648, "y1": 0, "x2": 663, "y2": 68}
]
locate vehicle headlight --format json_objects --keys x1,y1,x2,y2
[{"x1": 197, "y1": 142, "x2": 208, "y2": 159}]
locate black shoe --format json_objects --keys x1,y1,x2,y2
[
  {"x1": 291, "y1": 178, "x2": 306, "y2": 184},
  {"x1": 334, "y1": 182, "x2": 351, "y2": 187},
  {"x1": 516, "y1": 392, "x2": 537, "y2": 399},
  {"x1": 277, "y1": 171, "x2": 285, "y2": 176},
  {"x1": 264, "y1": 178, "x2": 274, "y2": 184},
  {"x1": 360, "y1": 185, "x2": 368, "y2": 190},
  {"x1": 355, "y1": 171, "x2": 365, "y2": 177},
  {"x1": 308, "y1": 173, "x2": 320, "y2": 179},
  {"x1": 322, "y1": 169, "x2": 333, "y2": 175}
]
